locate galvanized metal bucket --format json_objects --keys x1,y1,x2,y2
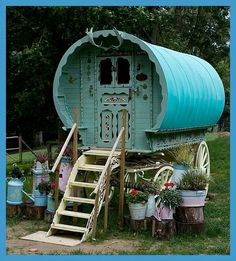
[{"x1": 129, "y1": 202, "x2": 147, "y2": 220}]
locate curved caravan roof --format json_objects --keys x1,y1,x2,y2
[{"x1": 53, "y1": 30, "x2": 225, "y2": 131}]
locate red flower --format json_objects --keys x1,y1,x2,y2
[
  {"x1": 51, "y1": 181, "x2": 56, "y2": 189},
  {"x1": 130, "y1": 189, "x2": 138, "y2": 195},
  {"x1": 164, "y1": 182, "x2": 175, "y2": 187}
]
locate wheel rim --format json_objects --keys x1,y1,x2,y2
[
  {"x1": 195, "y1": 141, "x2": 210, "y2": 191},
  {"x1": 153, "y1": 165, "x2": 174, "y2": 190}
]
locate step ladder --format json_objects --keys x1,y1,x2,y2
[{"x1": 46, "y1": 149, "x2": 121, "y2": 243}]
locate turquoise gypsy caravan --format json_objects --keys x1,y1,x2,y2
[
  {"x1": 48, "y1": 29, "x2": 225, "y2": 242},
  {"x1": 53, "y1": 29, "x2": 224, "y2": 152}
]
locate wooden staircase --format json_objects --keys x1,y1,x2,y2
[{"x1": 46, "y1": 147, "x2": 122, "y2": 243}]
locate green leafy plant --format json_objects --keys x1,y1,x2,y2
[
  {"x1": 158, "y1": 182, "x2": 182, "y2": 208},
  {"x1": 177, "y1": 168, "x2": 209, "y2": 190},
  {"x1": 10, "y1": 163, "x2": 24, "y2": 179},
  {"x1": 169, "y1": 144, "x2": 194, "y2": 166},
  {"x1": 141, "y1": 181, "x2": 160, "y2": 195},
  {"x1": 36, "y1": 179, "x2": 64, "y2": 200},
  {"x1": 126, "y1": 189, "x2": 148, "y2": 204}
]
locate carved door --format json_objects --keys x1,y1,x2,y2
[{"x1": 96, "y1": 56, "x2": 132, "y2": 148}]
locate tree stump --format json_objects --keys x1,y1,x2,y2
[
  {"x1": 175, "y1": 206, "x2": 205, "y2": 234},
  {"x1": 124, "y1": 216, "x2": 152, "y2": 231},
  {"x1": 7, "y1": 204, "x2": 23, "y2": 217},
  {"x1": 24, "y1": 203, "x2": 46, "y2": 219},
  {"x1": 44, "y1": 210, "x2": 55, "y2": 223},
  {"x1": 152, "y1": 218, "x2": 176, "y2": 240}
]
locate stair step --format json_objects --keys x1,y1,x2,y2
[
  {"x1": 83, "y1": 149, "x2": 121, "y2": 157},
  {"x1": 58, "y1": 210, "x2": 90, "y2": 219},
  {"x1": 78, "y1": 164, "x2": 104, "y2": 172},
  {"x1": 64, "y1": 196, "x2": 96, "y2": 204},
  {"x1": 51, "y1": 223, "x2": 87, "y2": 233},
  {"x1": 69, "y1": 181, "x2": 97, "y2": 189}
]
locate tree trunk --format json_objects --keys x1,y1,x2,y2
[{"x1": 175, "y1": 206, "x2": 204, "y2": 223}]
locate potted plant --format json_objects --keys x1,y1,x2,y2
[
  {"x1": 47, "y1": 180, "x2": 64, "y2": 213},
  {"x1": 142, "y1": 181, "x2": 160, "y2": 217},
  {"x1": 156, "y1": 182, "x2": 182, "y2": 220},
  {"x1": 35, "y1": 179, "x2": 50, "y2": 207},
  {"x1": 176, "y1": 168, "x2": 209, "y2": 207},
  {"x1": 126, "y1": 189, "x2": 148, "y2": 220},
  {"x1": 169, "y1": 145, "x2": 194, "y2": 183},
  {"x1": 7, "y1": 164, "x2": 25, "y2": 205},
  {"x1": 34, "y1": 152, "x2": 49, "y2": 173}
]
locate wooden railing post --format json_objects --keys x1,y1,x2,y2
[
  {"x1": 119, "y1": 109, "x2": 127, "y2": 228},
  {"x1": 18, "y1": 135, "x2": 22, "y2": 163},
  {"x1": 54, "y1": 170, "x2": 60, "y2": 209},
  {"x1": 73, "y1": 108, "x2": 78, "y2": 164},
  {"x1": 104, "y1": 164, "x2": 111, "y2": 232},
  {"x1": 73, "y1": 108, "x2": 79, "y2": 223},
  {"x1": 92, "y1": 191, "x2": 100, "y2": 240}
]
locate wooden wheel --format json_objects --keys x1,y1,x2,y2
[
  {"x1": 195, "y1": 141, "x2": 210, "y2": 190},
  {"x1": 83, "y1": 171, "x2": 114, "y2": 203},
  {"x1": 124, "y1": 172, "x2": 138, "y2": 193},
  {"x1": 153, "y1": 165, "x2": 174, "y2": 190}
]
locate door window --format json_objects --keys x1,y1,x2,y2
[
  {"x1": 98, "y1": 57, "x2": 131, "y2": 86},
  {"x1": 117, "y1": 57, "x2": 130, "y2": 84},
  {"x1": 99, "y1": 58, "x2": 113, "y2": 85}
]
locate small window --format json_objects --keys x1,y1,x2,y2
[
  {"x1": 99, "y1": 58, "x2": 112, "y2": 85},
  {"x1": 117, "y1": 58, "x2": 130, "y2": 84}
]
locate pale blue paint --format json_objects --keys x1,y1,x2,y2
[{"x1": 54, "y1": 30, "x2": 225, "y2": 132}]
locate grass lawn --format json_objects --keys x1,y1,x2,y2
[{"x1": 6, "y1": 135, "x2": 230, "y2": 255}]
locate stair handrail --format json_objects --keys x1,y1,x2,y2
[
  {"x1": 93, "y1": 126, "x2": 124, "y2": 194},
  {"x1": 51, "y1": 123, "x2": 77, "y2": 173}
]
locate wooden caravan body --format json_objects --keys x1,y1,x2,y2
[{"x1": 53, "y1": 29, "x2": 225, "y2": 153}]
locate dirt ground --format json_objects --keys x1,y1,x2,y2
[{"x1": 6, "y1": 220, "x2": 140, "y2": 255}]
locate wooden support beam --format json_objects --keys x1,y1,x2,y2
[
  {"x1": 119, "y1": 109, "x2": 127, "y2": 228},
  {"x1": 73, "y1": 108, "x2": 78, "y2": 164},
  {"x1": 54, "y1": 170, "x2": 60, "y2": 210},
  {"x1": 73, "y1": 108, "x2": 79, "y2": 224},
  {"x1": 104, "y1": 164, "x2": 111, "y2": 232},
  {"x1": 92, "y1": 191, "x2": 100, "y2": 240}
]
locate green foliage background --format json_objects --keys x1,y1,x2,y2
[{"x1": 6, "y1": 6, "x2": 230, "y2": 144}]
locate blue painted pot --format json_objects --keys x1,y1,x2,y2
[
  {"x1": 171, "y1": 164, "x2": 190, "y2": 184},
  {"x1": 47, "y1": 193, "x2": 55, "y2": 213},
  {"x1": 7, "y1": 178, "x2": 24, "y2": 205},
  {"x1": 32, "y1": 169, "x2": 50, "y2": 192},
  {"x1": 33, "y1": 189, "x2": 47, "y2": 206}
]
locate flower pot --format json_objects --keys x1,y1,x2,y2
[
  {"x1": 129, "y1": 202, "x2": 147, "y2": 220},
  {"x1": 171, "y1": 164, "x2": 189, "y2": 184},
  {"x1": 33, "y1": 189, "x2": 47, "y2": 206},
  {"x1": 159, "y1": 206, "x2": 174, "y2": 220},
  {"x1": 146, "y1": 194, "x2": 156, "y2": 217},
  {"x1": 177, "y1": 190, "x2": 206, "y2": 207},
  {"x1": 59, "y1": 156, "x2": 73, "y2": 192},
  {"x1": 47, "y1": 193, "x2": 55, "y2": 213},
  {"x1": 7, "y1": 178, "x2": 24, "y2": 205}
]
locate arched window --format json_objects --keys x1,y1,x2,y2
[
  {"x1": 99, "y1": 58, "x2": 112, "y2": 85},
  {"x1": 117, "y1": 57, "x2": 130, "y2": 84}
]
